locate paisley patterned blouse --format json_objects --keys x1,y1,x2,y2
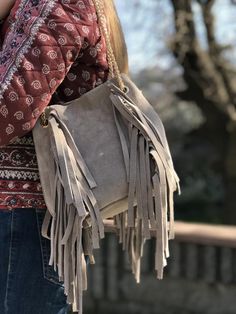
[{"x1": 0, "y1": 0, "x2": 108, "y2": 210}]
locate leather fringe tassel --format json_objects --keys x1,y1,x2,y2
[
  {"x1": 110, "y1": 84, "x2": 180, "y2": 281},
  {"x1": 40, "y1": 114, "x2": 104, "y2": 312}
]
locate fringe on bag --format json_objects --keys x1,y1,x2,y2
[
  {"x1": 40, "y1": 83, "x2": 180, "y2": 313},
  {"x1": 109, "y1": 83, "x2": 180, "y2": 282}
]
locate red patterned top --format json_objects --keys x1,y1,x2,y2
[{"x1": 0, "y1": 0, "x2": 108, "y2": 210}]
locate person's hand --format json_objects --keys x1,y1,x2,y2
[{"x1": 0, "y1": 0, "x2": 15, "y2": 20}]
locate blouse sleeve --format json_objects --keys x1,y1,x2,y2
[{"x1": 0, "y1": 0, "x2": 97, "y2": 146}]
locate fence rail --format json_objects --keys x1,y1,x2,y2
[{"x1": 104, "y1": 219, "x2": 236, "y2": 248}]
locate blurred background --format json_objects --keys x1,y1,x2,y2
[{"x1": 83, "y1": 1, "x2": 236, "y2": 313}]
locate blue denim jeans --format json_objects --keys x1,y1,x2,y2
[{"x1": 0, "y1": 208, "x2": 72, "y2": 314}]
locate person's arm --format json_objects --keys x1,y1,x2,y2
[
  {"x1": 0, "y1": 0, "x2": 15, "y2": 20},
  {"x1": 0, "y1": 0, "x2": 97, "y2": 146}
]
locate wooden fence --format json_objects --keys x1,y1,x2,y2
[{"x1": 81, "y1": 220, "x2": 236, "y2": 314}]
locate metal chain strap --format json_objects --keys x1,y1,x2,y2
[
  {"x1": 40, "y1": 111, "x2": 48, "y2": 128},
  {"x1": 92, "y1": 0, "x2": 125, "y2": 91}
]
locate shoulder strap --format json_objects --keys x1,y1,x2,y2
[{"x1": 93, "y1": 0, "x2": 125, "y2": 91}]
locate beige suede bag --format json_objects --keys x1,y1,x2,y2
[{"x1": 32, "y1": 0, "x2": 180, "y2": 312}]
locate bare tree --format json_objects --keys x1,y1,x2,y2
[{"x1": 170, "y1": 0, "x2": 236, "y2": 223}]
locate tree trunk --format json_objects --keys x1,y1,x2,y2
[{"x1": 169, "y1": 0, "x2": 236, "y2": 223}]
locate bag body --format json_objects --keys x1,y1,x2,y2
[{"x1": 33, "y1": 73, "x2": 179, "y2": 312}]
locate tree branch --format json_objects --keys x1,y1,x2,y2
[{"x1": 170, "y1": 0, "x2": 236, "y2": 123}]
